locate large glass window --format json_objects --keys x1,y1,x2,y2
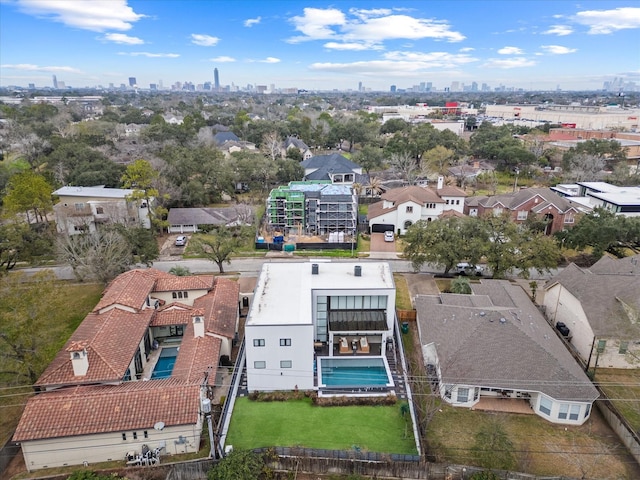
[
  {"x1": 619, "y1": 341, "x2": 628, "y2": 354},
  {"x1": 558, "y1": 403, "x2": 568, "y2": 420},
  {"x1": 540, "y1": 396, "x2": 552, "y2": 416},
  {"x1": 584, "y1": 404, "x2": 591, "y2": 418},
  {"x1": 569, "y1": 405, "x2": 580, "y2": 421},
  {"x1": 457, "y1": 387, "x2": 469, "y2": 403}
]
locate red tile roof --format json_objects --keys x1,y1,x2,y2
[
  {"x1": 37, "y1": 308, "x2": 154, "y2": 387},
  {"x1": 94, "y1": 269, "x2": 159, "y2": 312},
  {"x1": 172, "y1": 321, "x2": 222, "y2": 386},
  {"x1": 194, "y1": 277, "x2": 239, "y2": 339},
  {"x1": 13, "y1": 380, "x2": 200, "y2": 441},
  {"x1": 155, "y1": 275, "x2": 215, "y2": 292}
]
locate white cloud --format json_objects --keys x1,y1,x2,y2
[
  {"x1": 209, "y1": 56, "x2": 236, "y2": 63},
  {"x1": 244, "y1": 16, "x2": 261, "y2": 27},
  {"x1": 309, "y1": 50, "x2": 477, "y2": 75},
  {"x1": 542, "y1": 25, "x2": 573, "y2": 36},
  {"x1": 1, "y1": 63, "x2": 83, "y2": 73},
  {"x1": 118, "y1": 52, "x2": 179, "y2": 58},
  {"x1": 574, "y1": 7, "x2": 640, "y2": 34},
  {"x1": 540, "y1": 45, "x2": 577, "y2": 55},
  {"x1": 15, "y1": 0, "x2": 144, "y2": 31},
  {"x1": 323, "y1": 41, "x2": 382, "y2": 51},
  {"x1": 259, "y1": 57, "x2": 281, "y2": 64},
  {"x1": 459, "y1": 47, "x2": 475, "y2": 52},
  {"x1": 102, "y1": 33, "x2": 144, "y2": 45},
  {"x1": 483, "y1": 57, "x2": 536, "y2": 69},
  {"x1": 497, "y1": 46, "x2": 523, "y2": 55},
  {"x1": 288, "y1": 7, "x2": 464, "y2": 45},
  {"x1": 191, "y1": 34, "x2": 219, "y2": 47},
  {"x1": 288, "y1": 7, "x2": 346, "y2": 43}
]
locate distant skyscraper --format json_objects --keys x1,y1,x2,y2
[
  {"x1": 52, "y1": 75, "x2": 58, "y2": 89},
  {"x1": 214, "y1": 68, "x2": 220, "y2": 91},
  {"x1": 390, "y1": 85, "x2": 397, "y2": 93},
  {"x1": 128, "y1": 77, "x2": 137, "y2": 87},
  {"x1": 358, "y1": 81, "x2": 362, "y2": 92}
]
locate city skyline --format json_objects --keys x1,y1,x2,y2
[{"x1": 1, "y1": 1, "x2": 639, "y2": 91}]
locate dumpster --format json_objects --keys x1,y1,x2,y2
[{"x1": 401, "y1": 322, "x2": 409, "y2": 334}]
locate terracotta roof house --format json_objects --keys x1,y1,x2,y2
[
  {"x1": 543, "y1": 254, "x2": 640, "y2": 370},
  {"x1": 416, "y1": 280, "x2": 598, "y2": 425},
  {"x1": 13, "y1": 268, "x2": 239, "y2": 471},
  {"x1": 301, "y1": 153, "x2": 364, "y2": 185},
  {"x1": 367, "y1": 177, "x2": 466, "y2": 234},
  {"x1": 465, "y1": 187, "x2": 580, "y2": 235},
  {"x1": 167, "y1": 205, "x2": 255, "y2": 234}
]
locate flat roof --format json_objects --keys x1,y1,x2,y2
[
  {"x1": 246, "y1": 261, "x2": 394, "y2": 327},
  {"x1": 53, "y1": 186, "x2": 135, "y2": 198}
]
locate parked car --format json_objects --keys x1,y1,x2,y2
[
  {"x1": 456, "y1": 263, "x2": 484, "y2": 276},
  {"x1": 384, "y1": 231, "x2": 395, "y2": 242},
  {"x1": 175, "y1": 235, "x2": 187, "y2": 246}
]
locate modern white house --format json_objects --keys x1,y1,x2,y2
[
  {"x1": 52, "y1": 186, "x2": 152, "y2": 235},
  {"x1": 415, "y1": 280, "x2": 599, "y2": 425},
  {"x1": 543, "y1": 255, "x2": 640, "y2": 370},
  {"x1": 245, "y1": 261, "x2": 396, "y2": 394},
  {"x1": 13, "y1": 269, "x2": 239, "y2": 471},
  {"x1": 367, "y1": 177, "x2": 466, "y2": 234}
]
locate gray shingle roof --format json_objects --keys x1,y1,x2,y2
[
  {"x1": 471, "y1": 188, "x2": 576, "y2": 212},
  {"x1": 416, "y1": 280, "x2": 598, "y2": 402},
  {"x1": 546, "y1": 261, "x2": 640, "y2": 338},
  {"x1": 167, "y1": 206, "x2": 254, "y2": 226},
  {"x1": 301, "y1": 153, "x2": 361, "y2": 181}
]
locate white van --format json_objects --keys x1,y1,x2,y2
[{"x1": 456, "y1": 263, "x2": 484, "y2": 276}]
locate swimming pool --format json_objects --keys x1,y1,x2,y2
[
  {"x1": 151, "y1": 347, "x2": 178, "y2": 379},
  {"x1": 317, "y1": 356, "x2": 393, "y2": 388}
]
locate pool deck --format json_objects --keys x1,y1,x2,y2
[{"x1": 142, "y1": 342, "x2": 179, "y2": 380}]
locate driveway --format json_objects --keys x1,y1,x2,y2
[{"x1": 370, "y1": 232, "x2": 397, "y2": 253}]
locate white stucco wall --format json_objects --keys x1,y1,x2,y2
[
  {"x1": 20, "y1": 423, "x2": 201, "y2": 471},
  {"x1": 245, "y1": 323, "x2": 315, "y2": 391}
]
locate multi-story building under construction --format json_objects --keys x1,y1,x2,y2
[{"x1": 267, "y1": 181, "x2": 357, "y2": 236}]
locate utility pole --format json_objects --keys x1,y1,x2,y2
[{"x1": 202, "y1": 398, "x2": 216, "y2": 458}]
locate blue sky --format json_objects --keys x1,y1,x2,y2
[{"x1": 1, "y1": 0, "x2": 639, "y2": 91}]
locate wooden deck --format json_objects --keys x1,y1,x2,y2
[{"x1": 471, "y1": 397, "x2": 535, "y2": 415}]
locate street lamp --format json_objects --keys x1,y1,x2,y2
[{"x1": 513, "y1": 167, "x2": 520, "y2": 193}]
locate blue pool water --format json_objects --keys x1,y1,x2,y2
[
  {"x1": 318, "y1": 357, "x2": 392, "y2": 387},
  {"x1": 151, "y1": 347, "x2": 178, "y2": 379}
]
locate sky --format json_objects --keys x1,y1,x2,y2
[{"x1": 1, "y1": 0, "x2": 639, "y2": 92}]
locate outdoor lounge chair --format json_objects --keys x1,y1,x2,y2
[
  {"x1": 339, "y1": 337, "x2": 350, "y2": 354},
  {"x1": 359, "y1": 337, "x2": 370, "y2": 354}
]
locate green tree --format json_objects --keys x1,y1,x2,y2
[
  {"x1": 480, "y1": 213, "x2": 560, "y2": 279},
  {"x1": 121, "y1": 159, "x2": 168, "y2": 232},
  {"x1": 111, "y1": 225, "x2": 159, "y2": 266},
  {"x1": 207, "y1": 449, "x2": 265, "y2": 480},
  {"x1": 190, "y1": 229, "x2": 240, "y2": 273},
  {"x1": 403, "y1": 217, "x2": 487, "y2": 273},
  {"x1": 450, "y1": 276, "x2": 472, "y2": 294},
  {"x1": 169, "y1": 265, "x2": 192, "y2": 276},
  {"x1": 0, "y1": 270, "x2": 65, "y2": 384},
  {"x1": 472, "y1": 419, "x2": 516, "y2": 470},
  {"x1": 422, "y1": 145, "x2": 455, "y2": 175},
  {"x1": 557, "y1": 208, "x2": 640, "y2": 258},
  {"x1": 352, "y1": 145, "x2": 385, "y2": 176},
  {"x1": 3, "y1": 170, "x2": 53, "y2": 224}
]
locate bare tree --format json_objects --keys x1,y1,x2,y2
[
  {"x1": 261, "y1": 131, "x2": 282, "y2": 161},
  {"x1": 389, "y1": 152, "x2": 420, "y2": 185},
  {"x1": 56, "y1": 229, "x2": 133, "y2": 283},
  {"x1": 565, "y1": 153, "x2": 606, "y2": 182}
]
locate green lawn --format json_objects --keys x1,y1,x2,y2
[{"x1": 225, "y1": 397, "x2": 417, "y2": 454}]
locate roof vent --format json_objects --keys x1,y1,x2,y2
[
  {"x1": 354, "y1": 265, "x2": 362, "y2": 277},
  {"x1": 312, "y1": 263, "x2": 319, "y2": 275},
  {"x1": 479, "y1": 311, "x2": 486, "y2": 317},
  {"x1": 499, "y1": 317, "x2": 507, "y2": 324}
]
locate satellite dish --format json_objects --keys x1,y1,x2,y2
[{"x1": 154, "y1": 421, "x2": 165, "y2": 431}]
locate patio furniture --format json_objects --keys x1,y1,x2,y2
[
  {"x1": 358, "y1": 337, "x2": 370, "y2": 354},
  {"x1": 339, "y1": 337, "x2": 350, "y2": 354}
]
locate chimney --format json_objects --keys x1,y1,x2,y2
[
  {"x1": 354, "y1": 265, "x2": 362, "y2": 277},
  {"x1": 437, "y1": 176, "x2": 444, "y2": 190},
  {"x1": 312, "y1": 263, "x2": 319, "y2": 275},
  {"x1": 67, "y1": 341, "x2": 89, "y2": 376},
  {"x1": 193, "y1": 313, "x2": 205, "y2": 338}
]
